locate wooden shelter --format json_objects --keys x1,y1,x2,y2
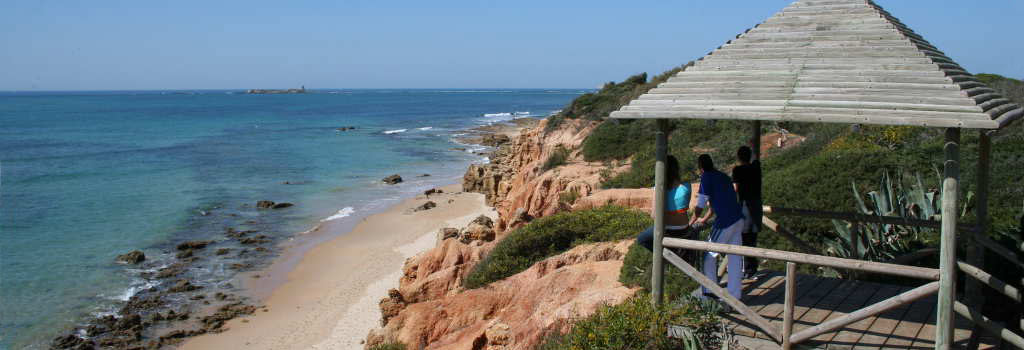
[{"x1": 609, "y1": 0, "x2": 1023, "y2": 349}]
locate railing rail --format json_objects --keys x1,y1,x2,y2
[{"x1": 660, "y1": 236, "x2": 942, "y2": 349}]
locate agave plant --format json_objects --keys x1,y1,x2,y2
[{"x1": 824, "y1": 170, "x2": 972, "y2": 277}]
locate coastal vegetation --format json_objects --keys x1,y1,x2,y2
[
  {"x1": 541, "y1": 145, "x2": 572, "y2": 171},
  {"x1": 536, "y1": 294, "x2": 723, "y2": 350},
  {"x1": 463, "y1": 205, "x2": 650, "y2": 289}
]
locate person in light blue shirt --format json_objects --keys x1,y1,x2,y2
[
  {"x1": 636, "y1": 155, "x2": 692, "y2": 253},
  {"x1": 689, "y1": 154, "x2": 745, "y2": 301}
]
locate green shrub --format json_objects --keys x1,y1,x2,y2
[
  {"x1": 368, "y1": 343, "x2": 406, "y2": 350},
  {"x1": 542, "y1": 145, "x2": 571, "y2": 171},
  {"x1": 558, "y1": 188, "x2": 581, "y2": 206},
  {"x1": 464, "y1": 206, "x2": 651, "y2": 289},
  {"x1": 619, "y1": 243, "x2": 700, "y2": 301},
  {"x1": 536, "y1": 294, "x2": 722, "y2": 350}
]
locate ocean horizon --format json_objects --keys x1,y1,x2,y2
[{"x1": 0, "y1": 89, "x2": 584, "y2": 349}]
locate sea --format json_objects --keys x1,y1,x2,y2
[{"x1": 0, "y1": 89, "x2": 584, "y2": 349}]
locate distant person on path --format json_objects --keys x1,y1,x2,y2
[
  {"x1": 733, "y1": 143, "x2": 763, "y2": 280},
  {"x1": 690, "y1": 154, "x2": 745, "y2": 301},
  {"x1": 636, "y1": 155, "x2": 693, "y2": 255}
]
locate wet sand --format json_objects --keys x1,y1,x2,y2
[{"x1": 180, "y1": 184, "x2": 495, "y2": 350}]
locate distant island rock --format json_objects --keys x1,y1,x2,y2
[{"x1": 246, "y1": 86, "x2": 307, "y2": 94}]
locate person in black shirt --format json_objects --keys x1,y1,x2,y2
[{"x1": 732, "y1": 144, "x2": 762, "y2": 280}]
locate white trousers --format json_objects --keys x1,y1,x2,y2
[{"x1": 702, "y1": 219, "x2": 744, "y2": 300}]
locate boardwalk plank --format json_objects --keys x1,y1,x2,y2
[
  {"x1": 846, "y1": 284, "x2": 910, "y2": 349},
  {"x1": 808, "y1": 280, "x2": 891, "y2": 348}
]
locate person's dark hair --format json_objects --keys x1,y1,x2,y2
[
  {"x1": 666, "y1": 155, "x2": 681, "y2": 184},
  {"x1": 697, "y1": 154, "x2": 715, "y2": 172},
  {"x1": 737, "y1": 145, "x2": 752, "y2": 163}
]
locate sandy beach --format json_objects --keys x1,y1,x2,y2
[{"x1": 181, "y1": 184, "x2": 495, "y2": 350}]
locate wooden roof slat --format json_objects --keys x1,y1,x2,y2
[
  {"x1": 635, "y1": 94, "x2": 978, "y2": 107},
  {"x1": 610, "y1": 0, "x2": 1021, "y2": 129}
]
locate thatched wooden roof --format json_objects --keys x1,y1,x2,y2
[{"x1": 610, "y1": 0, "x2": 1023, "y2": 129}]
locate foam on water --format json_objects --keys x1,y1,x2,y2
[
  {"x1": 321, "y1": 207, "x2": 356, "y2": 222},
  {"x1": 383, "y1": 129, "x2": 407, "y2": 134}
]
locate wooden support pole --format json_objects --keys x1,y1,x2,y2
[
  {"x1": 967, "y1": 130, "x2": 991, "y2": 349},
  {"x1": 936, "y1": 127, "x2": 960, "y2": 350},
  {"x1": 790, "y1": 281, "x2": 940, "y2": 344},
  {"x1": 662, "y1": 249, "x2": 782, "y2": 342},
  {"x1": 662, "y1": 237, "x2": 940, "y2": 280},
  {"x1": 954, "y1": 301, "x2": 1024, "y2": 349},
  {"x1": 751, "y1": 120, "x2": 761, "y2": 159},
  {"x1": 652, "y1": 119, "x2": 669, "y2": 306},
  {"x1": 782, "y1": 262, "x2": 796, "y2": 350}
]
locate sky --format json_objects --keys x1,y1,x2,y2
[{"x1": 1, "y1": 1, "x2": 1022, "y2": 91}]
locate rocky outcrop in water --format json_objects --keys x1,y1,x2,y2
[
  {"x1": 116, "y1": 250, "x2": 146, "y2": 264},
  {"x1": 382, "y1": 174, "x2": 403, "y2": 184}
]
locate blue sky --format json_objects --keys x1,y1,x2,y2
[{"x1": 1, "y1": 1, "x2": 1021, "y2": 91}]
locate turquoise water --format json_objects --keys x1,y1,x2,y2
[{"x1": 0, "y1": 89, "x2": 583, "y2": 349}]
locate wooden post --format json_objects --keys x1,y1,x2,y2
[
  {"x1": 652, "y1": 119, "x2": 669, "y2": 306},
  {"x1": 782, "y1": 262, "x2": 796, "y2": 350},
  {"x1": 967, "y1": 131, "x2": 990, "y2": 349},
  {"x1": 751, "y1": 120, "x2": 761, "y2": 159},
  {"x1": 936, "y1": 127, "x2": 960, "y2": 350}
]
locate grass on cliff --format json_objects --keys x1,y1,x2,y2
[
  {"x1": 463, "y1": 205, "x2": 651, "y2": 289},
  {"x1": 368, "y1": 343, "x2": 406, "y2": 350},
  {"x1": 536, "y1": 294, "x2": 722, "y2": 350}
]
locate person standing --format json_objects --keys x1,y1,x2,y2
[
  {"x1": 690, "y1": 154, "x2": 745, "y2": 301},
  {"x1": 732, "y1": 144, "x2": 763, "y2": 280}
]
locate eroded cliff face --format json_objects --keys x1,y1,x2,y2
[
  {"x1": 366, "y1": 119, "x2": 651, "y2": 350},
  {"x1": 463, "y1": 118, "x2": 643, "y2": 232},
  {"x1": 366, "y1": 241, "x2": 636, "y2": 350}
]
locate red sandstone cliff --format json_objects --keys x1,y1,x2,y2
[
  {"x1": 364, "y1": 119, "x2": 652, "y2": 350},
  {"x1": 365, "y1": 117, "x2": 805, "y2": 350}
]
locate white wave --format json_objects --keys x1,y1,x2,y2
[
  {"x1": 483, "y1": 112, "x2": 512, "y2": 117},
  {"x1": 321, "y1": 207, "x2": 355, "y2": 222},
  {"x1": 114, "y1": 279, "x2": 162, "y2": 301},
  {"x1": 417, "y1": 127, "x2": 433, "y2": 131},
  {"x1": 383, "y1": 129, "x2": 407, "y2": 134},
  {"x1": 514, "y1": 111, "x2": 530, "y2": 115}
]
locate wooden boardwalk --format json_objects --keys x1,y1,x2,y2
[{"x1": 722, "y1": 272, "x2": 995, "y2": 350}]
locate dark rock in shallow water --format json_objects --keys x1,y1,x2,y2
[
  {"x1": 201, "y1": 302, "x2": 258, "y2": 332},
  {"x1": 418, "y1": 173, "x2": 431, "y2": 177},
  {"x1": 424, "y1": 188, "x2": 443, "y2": 196},
  {"x1": 414, "y1": 201, "x2": 437, "y2": 212},
  {"x1": 271, "y1": 202, "x2": 293, "y2": 209},
  {"x1": 382, "y1": 174, "x2": 403, "y2": 184},
  {"x1": 115, "y1": 250, "x2": 146, "y2": 264},
  {"x1": 215, "y1": 248, "x2": 231, "y2": 255},
  {"x1": 176, "y1": 240, "x2": 212, "y2": 251},
  {"x1": 256, "y1": 200, "x2": 275, "y2": 209},
  {"x1": 168, "y1": 280, "x2": 202, "y2": 293},
  {"x1": 51, "y1": 334, "x2": 95, "y2": 350},
  {"x1": 121, "y1": 295, "x2": 163, "y2": 314},
  {"x1": 156, "y1": 263, "x2": 187, "y2": 279},
  {"x1": 176, "y1": 250, "x2": 194, "y2": 259}
]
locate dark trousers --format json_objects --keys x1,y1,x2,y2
[{"x1": 742, "y1": 231, "x2": 759, "y2": 274}]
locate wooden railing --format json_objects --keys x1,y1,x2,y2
[
  {"x1": 660, "y1": 237, "x2": 941, "y2": 349},
  {"x1": 655, "y1": 210, "x2": 1024, "y2": 349}
]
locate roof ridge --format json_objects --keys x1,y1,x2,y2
[{"x1": 609, "y1": 0, "x2": 1022, "y2": 129}]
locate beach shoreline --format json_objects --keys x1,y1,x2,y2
[
  {"x1": 178, "y1": 120, "x2": 533, "y2": 350},
  {"x1": 180, "y1": 184, "x2": 495, "y2": 350}
]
